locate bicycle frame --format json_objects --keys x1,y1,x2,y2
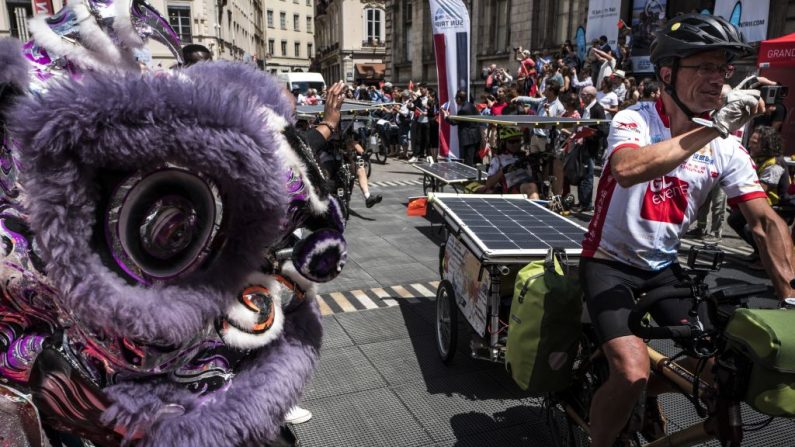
[{"x1": 561, "y1": 345, "x2": 744, "y2": 447}]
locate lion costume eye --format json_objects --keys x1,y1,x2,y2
[{"x1": 105, "y1": 165, "x2": 224, "y2": 284}]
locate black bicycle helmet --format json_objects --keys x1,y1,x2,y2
[
  {"x1": 651, "y1": 13, "x2": 751, "y2": 66},
  {"x1": 650, "y1": 13, "x2": 752, "y2": 117}
]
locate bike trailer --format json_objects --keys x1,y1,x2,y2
[
  {"x1": 724, "y1": 308, "x2": 795, "y2": 417},
  {"x1": 505, "y1": 248, "x2": 582, "y2": 393}
]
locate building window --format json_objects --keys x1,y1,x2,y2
[
  {"x1": 307, "y1": 43, "x2": 313, "y2": 57},
  {"x1": 281, "y1": 40, "x2": 287, "y2": 56},
  {"x1": 294, "y1": 13, "x2": 300, "y2": 31},
  {"x1": 280, "y1": 11, "x2": 286, "y2": 30},
  {"x1": 295, "y1": 42, "x2": 300, "y2": 57},
  {"x1": 306, "y1": 16, "x2": 312, "y2": 33},
  {"x1": 306, "y1": 0, "x2": 310, "y2": 5},
  {"x1": 364, "y1": 8, "x2": 383, "y2": 43},
  {"x1": 267, "y1": 9, "x2": 273, "y2": 28},
  {"x1": 7, "y1": 1, "x2": 32, "y2": 41},
  {"x1": 404, "y1": 24, "x2": 412, "y2": 61},
  {"x1": 268, "y1": 39, "x2": 274, "y2": 56},
  {"x1": 494, "y1": 0, "x2": 509, "y2": 53},
  {"x1": 167, "y1": 5, "x2": 192, "y2": 43}
]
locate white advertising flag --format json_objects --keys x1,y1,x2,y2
[
  {"x1": 714, "y1": 0, "x2": 770, "y2": 43},
  {"x1": 586, "y1": 0, "x2": 622, "y2": 50},
  {"x1": 429, "y1": 0, "x2": 471, "y2": 160}
]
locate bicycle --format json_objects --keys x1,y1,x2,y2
[{"x1": 545, "y1": 244, "x2": 782, "y2": 447}]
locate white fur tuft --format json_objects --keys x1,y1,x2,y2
[
  {"x1": 257, "y1": 106, "x2": 330, "y2": 215},
  {"x1": 112, "y1": 0, "x2": 145, "y2": 48}
]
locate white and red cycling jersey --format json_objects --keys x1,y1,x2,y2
[{"x1": 582, "y1": 99, "x2": 767, "y2": 270}]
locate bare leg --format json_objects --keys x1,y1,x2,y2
[
  {"x1": 589, "y1": 336, "x2": 650, "y2": 447},
  {"x1": 356, "y1": 165, "x2": 369, "y2": 197},
  {"x1": 552, "y1": 158, "x2": 564, "y2": 195}
]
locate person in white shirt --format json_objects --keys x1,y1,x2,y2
[
  {"x1": 596, "y1": 78, "x2": 619, "y2": 119},
  {"x1": 513, "y1": 80, "x2": 566, "y2": 194},
  {"x1": 478, "y1": 127, "x2": 539, "y2": 199},
  {"x1": 611, "y1": 70, "x2": 628, "y2": 102}
]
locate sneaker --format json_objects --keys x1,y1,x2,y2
[
  {"x1": 285, "y1": 406, "x2": 312, "y2": 425},
  {"x1": 365, "y1": 194, "x2": 383, "y2": 208},
  {"x1": 426, "y1": 156, "x2": 434, "y2": 164},
  {"x1": 407, "y1": 156, "x2": 418, "y2": 163},
  {"x1": 739, "y1": 252, "x2": 759, "y2": 262},
  {"x1": 684, "y1": 227, "x2": 704, "y2": 239},
  {"x1": 579, "y1": 206, "x2": 594, "y2": 213},
  {"x1": 640, "y1": 397, "x2": 667, "y2": 441}
]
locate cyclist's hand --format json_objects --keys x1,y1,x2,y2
[
  {"x1": 323, "y1": 81, "x2": 346, "y2": 130},
  {"x1": 709, "y1": 85, "x2": 762, "y2": 138}
]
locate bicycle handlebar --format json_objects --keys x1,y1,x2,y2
[{"x1": 628, "y1": 285, "x2": 694, "y2": 340}]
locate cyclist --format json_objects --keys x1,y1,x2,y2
[
  {"x1": 318, "y1": 125, "x2": 382, "y2": 209},
  {"x1": 477, "y1": 127, "x2": 539, "y2": 199},
  {"x1": 579, "y1": 14, "x2": 795, "y2": 447}
]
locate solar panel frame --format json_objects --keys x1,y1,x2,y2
[
  {"x1": 447, "y1": 114, "x2": 608, "y2": 128},
  {"x1": 412, "y1": 162, "x2": 480, "y2": 183},
  {"x1": 296, "y1": 102, "x2": 396, "y2": 116},
  {"x1": 430, "y1": 193, "x2": 585, "y2": 262}
]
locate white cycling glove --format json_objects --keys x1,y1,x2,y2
[
  {"x1": 693, "y1": 76, "x2": 762, "y2": 139},
  {"x1": 712, "y1": 88, "x2": 761, "y2": 138}
]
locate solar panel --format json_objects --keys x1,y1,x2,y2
[
  {"x1": 413, "y1": 161, "x2": 480, "y2": 182},
  {"x1": 448, "y1": 114, "x2": 608, "y2": 128},
  {"x1": 430, "y1": 193, "x2": 585, "y2": 260}
]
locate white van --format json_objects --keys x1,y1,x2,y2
[{"x1": 276, "y1": 72, "x2": 326, "y2": 95}]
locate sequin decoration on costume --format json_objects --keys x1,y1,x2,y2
[
  {"x1": 0, "y1": 133, "x2": 20, "y2": 200},
  {"x1": 63, "y1": 323, "x2": 221, "y2": 385},
  {"x1": 283, "y1": 167, "x2": 310, "y2": 232},
  {"x1": 169, "y1": 339, "x2": 243, "y2": 395},
  {"x1": 129, "y1": 0, "x2": 182, "y2": 62},
  {"x1": 0, "y1": 333, "x2": 46, "y2": 382}
]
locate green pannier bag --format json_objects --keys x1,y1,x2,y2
[
  {"x1": 724, "y1": 308, "x2": 795, "y2": 417},
  {"x1": 505, "y1": 248, "x2": 582, "y2": 393}
]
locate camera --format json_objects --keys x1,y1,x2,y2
[{"x1": 760, "y1": 85, "x2": 788, "y2": 105}]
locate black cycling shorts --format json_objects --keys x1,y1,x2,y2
[{"x1": 579, "y1": 257, "x2": 709, "y2": 345}]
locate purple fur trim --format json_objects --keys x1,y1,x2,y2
[
  {"x1": 185, "y1": 62, "x2": 296, "y2": 126},
  {"x1": 0, "y1": 38, "x2": 29, "y2": 92},
  {"x1": 103, "y1": 299, "x2": 323, "y2": 446},
  {"x1": 8, "y1": 66, "x2": 290, "y2": 346}
]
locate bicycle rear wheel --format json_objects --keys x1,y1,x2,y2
[{"x1": 546, "y1": 325, "x2": 610, "y2": 446}]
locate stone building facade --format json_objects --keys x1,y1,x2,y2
[
  {"x1": 264, "y1": 0, "x2": 315, "y2": 73},
  {"x1": 384, "y1": 0, "x2": 795, "y2": 89},
  {"x1": 314, "y1": 0, "x2": 387, "y2": 85}
]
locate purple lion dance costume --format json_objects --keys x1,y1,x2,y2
[{"x1": 0, "y1": 1, "x2": 347, "y2": 445}]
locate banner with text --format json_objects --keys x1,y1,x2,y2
[
  {"x1": 714, "y1": 0, "x2": 770, "y2": 43},
  {"x1": 586, "y1": 0, "x2": 622, "y2": 51},
  {"x1": 630, "y1": 0, "x2": 667, "y2": 73},
  {"x1": 430, "y1": 0, "x2": 470, "y2": 160}
]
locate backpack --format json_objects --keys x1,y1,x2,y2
[
  {"x1": 724, "y1": 308, "x2": 795, "y2": 417},
  {"x1": 505, "y1": 248, "x2": 582, "y2": 393},
  {"x1": 563, "y1": 143, "x2": 588, "y2": 185}
]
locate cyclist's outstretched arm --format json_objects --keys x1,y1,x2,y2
[
  {"x1": 738, "y1": 197, "x2": 795, "y2": 300},
  {"x1": 610, "y1": 126, "x2": 720, "y2": 188}
]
